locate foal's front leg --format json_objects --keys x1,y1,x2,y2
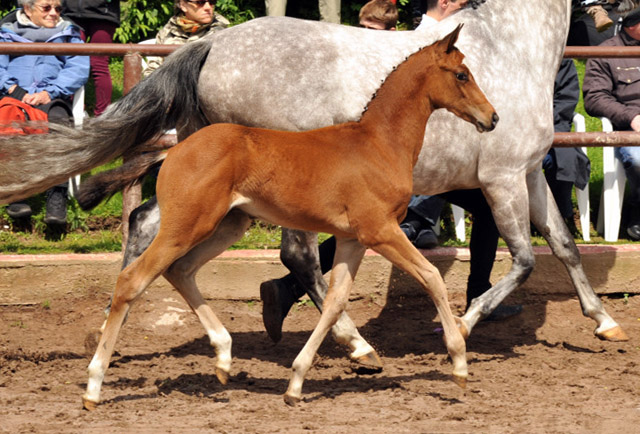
[{"x1": 284, "y1": 238, "x2": 367, "y2": 405}]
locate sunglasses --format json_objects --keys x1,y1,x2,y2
[
  {"x1": 34, "y1": 4, "x2": 62, "y2": 13},
  {"x1": 186, "y1": 0, "x2": 216, "y2": 6}
]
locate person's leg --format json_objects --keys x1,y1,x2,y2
[
  {"x1": 43, "y1": 103, "x2": 72, "y2": 225},
  {"x1": 615, "y1": 146, "x2": 640, "y2": 240},
  {"x1": 265, "y1": 0, "x2": 287, "y2": 16},
  {"x1": 318, "y1": 0, "x2": 340, "y2": 23},
  {"x1": 400, "y1": 195, "x2": 443, "y2": 248},
  {"x1": 543, "y1": 151, "x2": 575, "y2": 221},
  {"x1": 81, "y1": 20, "x2": 116, "y2": 116}
]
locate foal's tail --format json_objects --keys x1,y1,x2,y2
[
  {"x1": 0, "y1": 38, "x2": 214, "y2": 205},
  {"x1": 76, "y1": 151, "x2": 167, "y2": 210}
]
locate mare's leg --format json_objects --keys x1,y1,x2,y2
[
  {"x1": 163, "y1": 209, "x2": 253, "y2": 384},
  {"x1": 265, "y1": 229, "x2": 380, "y2": 366},
  {"x1": 284, "y1": 238, "x2": 367, "y2": 405},
  {"x1": 83, "y1": 194, "x2": 232, "y2": 410},
  {"x1": 527, "y1": 170, "x2": 628, "y2": 341},
  {"x1": 365, "y1": 225, "x2": 467, "y2": 386},
  {"x1": 461, "y1": 174, "x2": 536, "y2": 337}
]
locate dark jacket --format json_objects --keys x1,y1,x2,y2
[
  {"x1": 583, "y1": 29, "x2": 640, "y2": 131},
  {"x1": 62, "y1": 0, "x2": 120, "y2": 26}
]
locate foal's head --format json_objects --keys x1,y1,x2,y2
[{"x1": 428, "y1": 24, "x2": 498, "y2": 133}]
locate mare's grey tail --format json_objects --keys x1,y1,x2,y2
[
  {"x1": 0, "y1": 38, "x2": 213, "y2": 205},
  {"x1": 76, "y1": 151, "x2": 166, "y2": 210}
]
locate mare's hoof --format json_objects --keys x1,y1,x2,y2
[
  {"x1": 215, "y1": 368, "x2": 230, "y2": 385},
  {"x1": 84, "y1": 329, "x2": 102, "y2": 356},
  {"x1": 596, "y1": 325, "x2": 629, "y2": 342},
  {"x1": 353, "y1": 350, "x2": 383, "y2": 372},
  {"x1": 452, "y1": 374, "x2": 467, "y2": 389},
  {"x1": 260, "y1": 280, "x2": 285, "y2": 343},
  {"x1": 82, "y1": 397, "x2": 98, "y2": 411},
  {"x1": 283, "y1": 393, "x2": 301, "y2": 407}
]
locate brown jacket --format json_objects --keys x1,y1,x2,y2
[{"x1": 583, "y1": 29, "x2": 640, "y2": 131}]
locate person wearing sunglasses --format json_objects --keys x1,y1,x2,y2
[
  {"x1": 0, "y1": 0, "x2": 89, "y2": 226},
  {"x1": 143, "y1": 0, "x2": 229, "y2": 77},
  {"x1": 62, "y1": 0, "x2": 120, "y2": 117}
]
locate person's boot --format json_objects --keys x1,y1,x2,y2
[
  {"x1": 44, "y1": 186, "x2": 68, "y2": 225},
  {"x1": 586, "y1": 6, "x2": 613, "y2": 32},
  {"x1": 260, "y1": 274, "x2": 305, "y2": 343},
  {"x1": 6, "y1": 202, "x2": 32, "y2": 219}
]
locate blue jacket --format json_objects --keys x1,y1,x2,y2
[{"x1": 0, "y1": 10, "x2": 89, "y2": 99}]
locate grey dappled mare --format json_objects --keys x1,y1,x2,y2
[
  {"x1": 0, "y1": 0, "x2": 631, "y2": 350},
  {"x1": 121, "y1": 0, "x2": 627, "y2": 344}
]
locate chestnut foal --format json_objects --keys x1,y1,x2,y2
[{"x1": 83, "y1": 25, "x2": 498, "y2": 409}]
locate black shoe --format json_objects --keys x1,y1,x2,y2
[
  {"x1": 627, "y1": 224, "x2": 640, "y2": 241},
  {"x1": 400, "y1": 222, "x2": 418, "y2": 241},
  {"x1": 413, "y1": 228, "x2": 439, "y2": 249},
  {"x1": 6, "y1": 202, "x2": 32, "y2": 219},
  {"x1": 44, "y1": 187, "x2": 67, "y2": 225},
  {"x1": 260, "y1": 278, "x2": 299, "y2": 343},
  {"x1": 484, "y1": 304, "x2": 523, "y2": 322}
]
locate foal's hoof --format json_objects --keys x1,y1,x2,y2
[
  {"x1": 596, "y1": 325, "x2": 629, "y2": 342},
  {"x1": 82, "y1": 397, "x2": 98, "y2": 411},
  {"x1": 215, "y1": 368, "x2": 230, "y2": 385},
  {"x1": 83, "y1": 329, "x2": 102, "y2": 356},
  {"x1": 452, "y1": 374, "x2": 467, "y2": 389},
  {"x1": 283, "y1": 393, "x2": 301, "y2": 407},
  {"x1": 353, "y1": 350, "x2": 383, "y2": 371}
]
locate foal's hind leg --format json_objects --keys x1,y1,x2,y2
[
  {"x1": 527, "y1": 170, "x2": 628, "y2": 341},
  {"x1": 163, "y1": 209, "x2": 253, "y2": 384},
  {"x1": 284, "y1": 238, "x2": 367, "y2": 405},
  {"x1": 276, "y1": 229, "x2": 381, "y2": 366},
  {"x1": 83, "y1": 198, "x2": 231, "y2": 409}
]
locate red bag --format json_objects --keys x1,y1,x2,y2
[{"x1": 0, "y1": 96, "x2": 48, "y2": 135}]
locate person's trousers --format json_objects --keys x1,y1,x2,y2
[
  {"x1": 265, "y1": 0, "x2": 341, "y2": 23},
  {"x1": 75, "y1": 19, "x2": 117, "y2": 116}
]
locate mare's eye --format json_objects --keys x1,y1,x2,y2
[{"x1": 456, "y1": 72, "x2": 468, "y2": 82}]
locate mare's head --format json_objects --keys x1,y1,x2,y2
[{"x1": 427, "y1": 24, "x2": 498, "y2": 133}]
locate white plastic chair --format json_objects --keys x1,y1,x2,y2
[
  {"x1": 572, "y1": 113, "x2": 591, "y2": 241},
  {"x1": 68, "y1": 86, "x2": 85, "y2": 197},
  {"x1": 596, "y1": 117, "x2": 626, "y2": 242}
]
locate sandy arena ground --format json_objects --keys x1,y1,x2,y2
[{"x1": 1, "y1": 266, "x2": 640, "y2": 433}]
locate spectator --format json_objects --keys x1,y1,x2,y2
[
  {"x1": 62, "y1": 0, "x2": 119, "y2": 117},
  {"x1": 359, "y1": 0, "x2": 397, "y2": 30},
  {"x1": 583, "y1": 6, "x2": 640, "y2": 240},
  {"x1": 265, "y1": 0, "x2": 340, "y2": 25},
  {"x1": 0, "y1": 0, "x2": 89, "y2": 226},
  {"x1": 143, "y1": 0, "x2": 229, "y2": 77},
  {"x1": 543, "y1": 59, "x2": 590, "y2": 235},
  {"x1": 568, "y1": 1, "x2": 621, "y2": 46}
]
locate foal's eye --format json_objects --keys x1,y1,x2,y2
[{"x1": 456, "y1": 72, "x2": 468, "y2": 82}]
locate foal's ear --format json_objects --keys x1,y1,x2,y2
[{"x1": 441, "y1": 23, "x2": 464, "y2": 54}]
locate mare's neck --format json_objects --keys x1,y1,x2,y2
[{"x1": 359, "y1": 46, "x2": 438, "y2": 166}]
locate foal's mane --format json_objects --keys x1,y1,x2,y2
[{"x1": 360, "y1": 45, "x2": 429, "y2": 117}]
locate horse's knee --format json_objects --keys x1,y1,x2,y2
[{"x1": 514, "y1": 253, "x2": 535, "y2": 283}]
